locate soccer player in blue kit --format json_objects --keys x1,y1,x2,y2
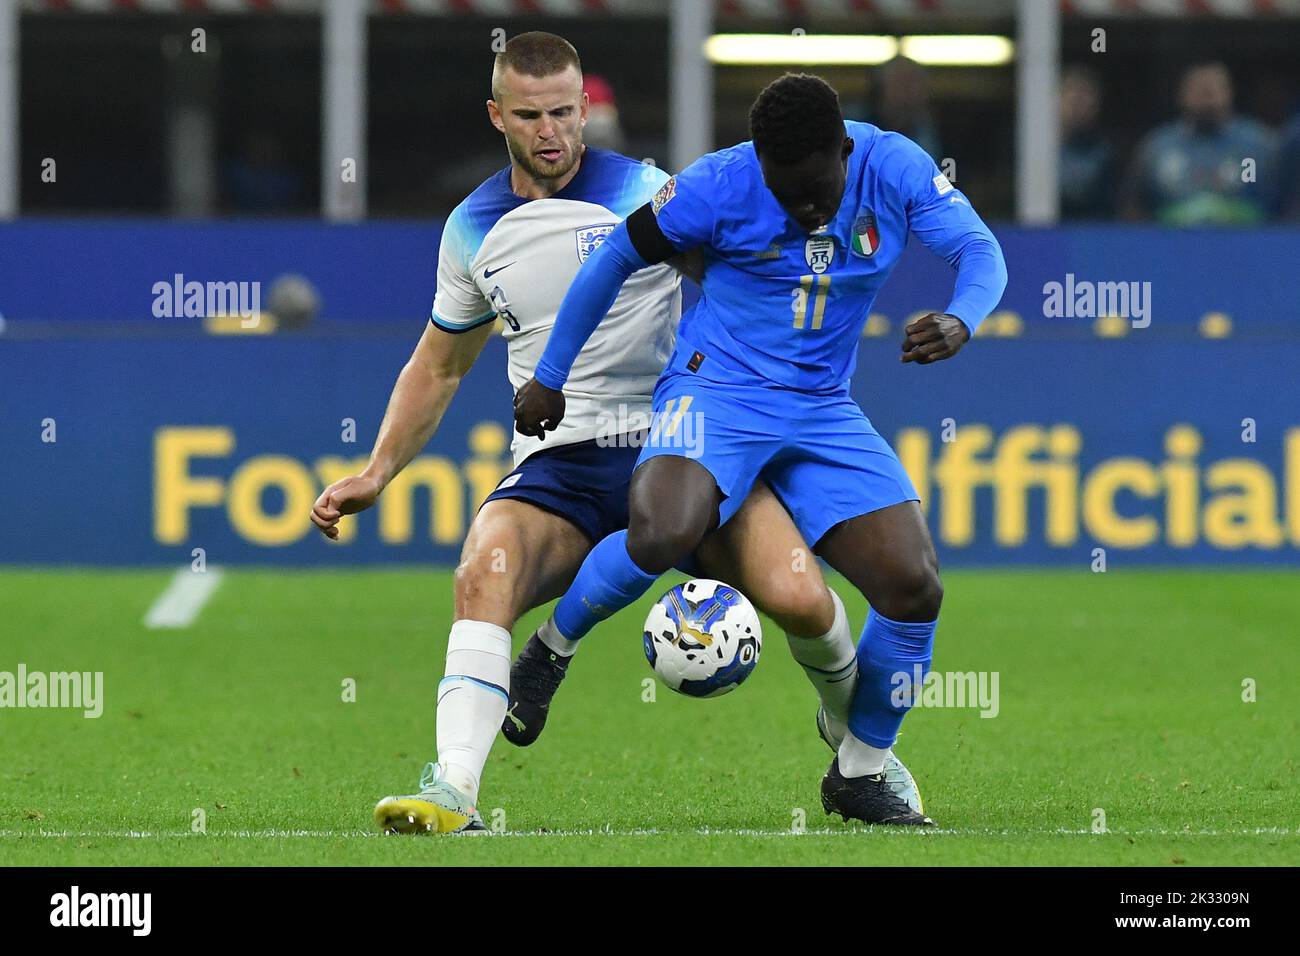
[{"x1": 514, "y1": 74, "x2": 1007, "y2": 825}]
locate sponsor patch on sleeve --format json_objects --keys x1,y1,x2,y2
[
  {"x1": 933, "y1": 173, "x2": 955, "y2": 196},
  {"x1": 651, "y1": 176, "x2": 677, "y2": 215}
]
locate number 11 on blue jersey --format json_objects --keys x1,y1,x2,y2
[{"x1": 792, "y1": 274, "x2": 832, "y2": 330}]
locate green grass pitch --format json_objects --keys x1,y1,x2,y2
[{"x1": 1, "y1": 567, "x2": 1297, "y2": 866}]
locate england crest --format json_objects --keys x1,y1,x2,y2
[
  {"x1": 804, "y1": 236, "x2": 835, "y2": 274},
  {"x1": 851, "y1": 211, "x2": 880, "y2": 258},
  {"x1": 575, "y1": 223, "x2": 616, "y2": 264}
]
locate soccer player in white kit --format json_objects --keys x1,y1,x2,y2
[{"x1": 310, "y1": 32, "x2": 921, "y2": 833}]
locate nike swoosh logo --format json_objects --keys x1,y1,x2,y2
[{"x1": 484, "y1": 261, "x2": 516, "y2": 279}]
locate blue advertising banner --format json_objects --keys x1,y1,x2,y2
[
  {"x1": 0, "y1": 220, "x2": 441, "y2": 324},
  {"x1": 2, "y1": 219, "x2": 1296, "y2": 333},
  {"x1": 2, "y1": 221, "x2": 1297, "y2": 566},
  {"x1": 3, "y1": 333, "x2": 1297, "y2": 567}
]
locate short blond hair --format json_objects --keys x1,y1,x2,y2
[{"x1": 491, "y1": 32, "x2": 582, "y2": 101}]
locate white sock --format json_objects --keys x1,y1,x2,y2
[
  {"x1": 837, "y1": 729, "x2": 891, "y2": 778},
  {"x1": 537, "y1": 616, "x2": 580, "y2": 657},
  {"x1": 435, "y1": 619, "x2": 511, "y2": 803},
  {"x1": 785, "y1": 590, "x2": 857, "y2": 739}
]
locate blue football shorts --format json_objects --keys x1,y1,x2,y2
[
  {"x1": 636, "y1": 370, "x2": 919, "y2": 547},
  {"x1": 482, "y1": 435, "x2": 640, "y2": 545}
]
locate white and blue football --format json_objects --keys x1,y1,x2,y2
[{"x1": 642, "y1": 579, "x2": 762, "y2": 698}]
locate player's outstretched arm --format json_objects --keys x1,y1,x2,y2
[
  {"x1": 900, "y1": 151, "x2": 1008, "y2": 364},
  {"x1": 515, "y1": 217, "x2": 653, "y2": 438},
  {"x1": 518, "y1": 160, "x2": 717, "y2": 436},
  {"x1": 901, "y1": 232, "x2": 1006, "y2": 364},
  {"x1": 311, "y1": 319, "x2": 493, "y2": 539}
]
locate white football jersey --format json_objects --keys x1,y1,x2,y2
[{"x1": 433, "y1": 148, "x2": 680, "y2": 466}]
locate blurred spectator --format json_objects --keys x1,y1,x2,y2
[
  {"x1": 1059, "y1": 67, "x2": 1115, "y2": 219},
  {"x1": 860, "y1": 56, "x2": 942, "y2": 161},
  {"x1": 582, "y1": 74, "x2": 627, "y2": 153},
  {"x1": 267, "y1": 274, "x2": 321, "y2": 332},
  {"x1": 1120, "y1": 62, "x2": 1276, "y2": 225},
  {"x1": 1276, "y1": 108, "x2": 1300, "y2": 220},
  {"x1": 222, "y1": 130, "x2": 306, "y2": 214}
]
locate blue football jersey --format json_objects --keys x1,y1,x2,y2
[{"x1": 650, "y1": 120, "x2": 1001, "y2": 392}]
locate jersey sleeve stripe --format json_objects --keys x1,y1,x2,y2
[{"x1": 430, "y1": 309, "x2": 497, "y2": 334}]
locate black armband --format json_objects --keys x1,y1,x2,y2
[{"x1": 625, "y1": 203, "x2": 678, "y2": 266}]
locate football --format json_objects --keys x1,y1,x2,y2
[{"x1": 642, "y1": 579, "x2": 763, "y2": 698}]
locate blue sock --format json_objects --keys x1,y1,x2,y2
[
  {"x1": 552, "y1": 530, "x2": 659, "y2": 641},
  {"x1": 846, "y1": 609, "x2": 937, "y2": 750}
]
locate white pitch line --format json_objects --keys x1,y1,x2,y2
[
  {"x1": 144, "y1": 567, "x2": 223, "y2": 629},
  {"x1": 3, "y1": 827, "x2": 1297, "y2": 840}
]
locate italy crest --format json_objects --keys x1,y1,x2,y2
[{"x1": 851, "y1": 211, "x2": 880, "y2": 258}]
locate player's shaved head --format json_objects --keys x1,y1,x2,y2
[
  {"x1": 749, "y1": 74, "x2": 853, "y2": 234},
  {"x1": 487, "y1": 32, "x2": 589, "y2": 198},
  {"x1": 492, "y1": 32, "x2": 582, "y2": 102}
]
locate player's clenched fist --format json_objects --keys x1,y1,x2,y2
[
  {"x1": 514, "y1": 377, "x2": 566, "y2": 439},
  {"x1": 311, "y1": 473, "x2": 383, "y2": 540},
  {"x1": 901, "y1": 312, "x2": 970, "y2": 365}
]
